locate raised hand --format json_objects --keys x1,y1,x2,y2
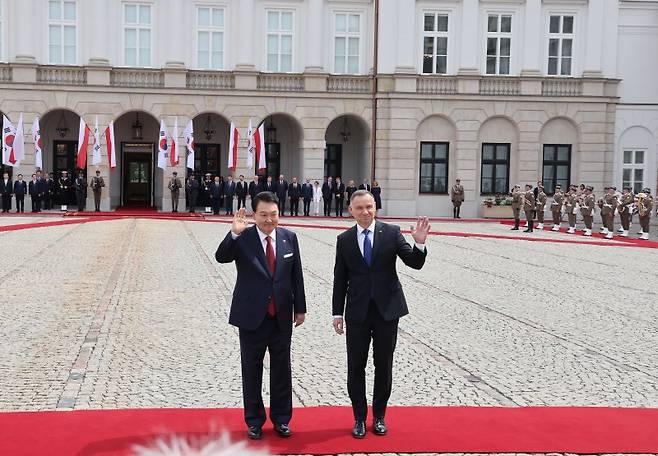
[
  {"x1": 231, "y1": 207, "x2": 249, "y2": 235},
  {"x1": 410, "y1": 216, "x2": 431, "y2": 244}
]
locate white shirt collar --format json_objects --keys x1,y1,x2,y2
[
  {"x1": 256, "y1": 226, "x2": 276, "y2": 243},
  {"x1": 356, "y1": 220, "x2": 376, "y2": 235}
]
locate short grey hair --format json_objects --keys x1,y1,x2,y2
[{"x1": 350, "y1": 189, "x2": 374, "y2": 203}]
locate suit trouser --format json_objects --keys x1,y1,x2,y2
[
  {"x1": 31, "y1": 195, "x2": 38, "y2": 212},
  {"x1": 76, "y1": 193, "x2": 86, "y2": 211},
  {"x1": 277, "y1": 199, "x2": 286, "y2": 216},
  {"x1": 239, "y1": 316, "x2": 292, "y2": 428},
  {"x1": 45, "y1": 193, "x2": 53, "y2": 210},
  {"x1": 1, "y1": 194, "x2": 11, "y2": 212},
  {"x1": 290, "y1": 198, "x2": 299, "y2": 216},
  {"x1": 335, "y1": 197, "x2": 344, "y2": 216},
  {"x1": 237, "y1": 195, "x2": 247, "y2": 210},
  {"x1": 620, "y1": 211, "x2": 631, "y2": 230},
  {"x1": 16, "y1": 195, "x2": 24, "y2": 212},
  {"x1": 225, "y1": 196, "x2": 234, "y2": 214},
  {"x1": 346, "y1": 303, "x2": 399, "y2": 421},
  {"x1": 323, "y1": 198, "x2": 332, "y2": 216},
  {"x1": 211, "y1": 197, "x2": 221, "y2": 214},
  {"x1": 303, "y1": 198, "x2": 311, "y2": 216}
]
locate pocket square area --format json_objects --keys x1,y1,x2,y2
[{"x1": 283, "y1": 253, "x2": 294, "y2": 258}]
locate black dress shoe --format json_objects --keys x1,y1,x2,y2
[
  {"x1": 273, "y1": 423, "x2": 292, "y2": 438},
  {"x1": 247, "y1": 425, "x2": 262, "y2": 440},
  {"x1": 373, "y1": 417, "x2": 387, "y2": 436},
  {"x1": 352, "y1": 420, "x2": 366, "y2": 439}
]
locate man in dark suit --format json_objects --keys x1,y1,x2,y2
[
  {"x1": 301, "y1": 178, "x2": 313, "y2": 216},
  {"x1": 322, "y1": 177, "x2": 333, "y2": 216},
  {"x1": 287, "y1": 177, "x2": 301, "y2": 216},
  {"x1": 74, "y1": 171, "x2": 87, "y2": 212},
  {"x1": 248, "y1": 175, "x2": 261, "y2": 204},
  {"x1": 34, "y1": 170, "x2": 46, "y2": 212},
  {"x1": 236, "y1": 175, "x2": 248, "y2": 210},
  {"x1": 186, "y1": 174, "x2": 200, "y2": 213},
  {"x1": 224, "y1": 175, "x2": 236, "y2": 215},
  {"x1": 358, "y1": 180, "x2": 371, "y2": 192},
  {"x1": 263, "y1": 175, "x2": 275, "y2": 194},
  {"x1": 334, "y1": 177, "x2": 346, "y2": 217},
  {"x1": 28, "y1": 174, "x2": 38, "y2": 212},
  {"x1": 274, "y1": 174, "x2": 288, "y2": 216},
  {"x1": 13, "y1": 174, "x2": 27, "y2": 213},
  {"x1": 210, "y1": 176, "x2": 224, "y2": 215},
  {"x1": 332, "y1": 190, "x2": 430, "y2": 439},
  {"x1": 1, "y1": 172, "x2": 13, "y2": 213},
  {"x1": 216, "y1": 191, "x2": 306, "y2": 440}
]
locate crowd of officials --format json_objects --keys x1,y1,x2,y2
[{"x1": 170, "y1": 173, "x2": 383, "y2": 217}]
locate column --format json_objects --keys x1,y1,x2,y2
[
  {"x1": 394, "y1": 0, "x2": 416, "y2": 73},
  {"x1": 165, "y1": 0, "x2": 185, "y2": 67},
  {"x1": 583, "y1": 0, "x2": 604, "y2": 77},
  {"x1": 458, "y1": 0, "x2": 479, "y2": 74},
  {"x1": 13, "y1": 0, "x2": 36, "y2": 62},
  {"x1": 304, "y1": 0, "x2": 324, "y2": 72},
  {"x1": 87, "y1": 0, "x2": 109, "y2": 64},
  {"x1": 521, "y1": 0, "x2": 542, "y2": 76},
  {"x1": 235, "y1": 0, "x2": 255, "y2": 70}
]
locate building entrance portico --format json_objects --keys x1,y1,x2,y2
[{"x1": 121, "y1": 143, "x2": 154, "y2": 207}]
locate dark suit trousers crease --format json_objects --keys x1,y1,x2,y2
[
  {"x1": 239, "y1": 316, "x2": 292, "y2": 427},
  {"x1": 346, "y1": 303, "x2": 398, "y2": 421}
]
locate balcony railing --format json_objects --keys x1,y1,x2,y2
[
  {"x1": 257, "y1": 73, "x2": 304, "y2": 91},
  {"x1": 416, "y1": 76, "x2": 458, "y2": 94},
  {"x1": 187, "y1": 70, "x2": 235, "y2": 89},
  {"x1": 327, "y1": 75, "x2": 372, "y2": 93},
  {"x1": 36, "y1": 66, "x2": 87, "y2": 85},
  {"x1": 110, "y1": 68, "x2": 164, "y2": 88},
  {"x1": 542, "y1": 78, "x2": 583, "y2": 96},
  {"x1": 479, "y1": 77, "x2": 521, "y2": 95},
  {"x1": 0, "y1": 64, "x2": 11, "y2": 83}
]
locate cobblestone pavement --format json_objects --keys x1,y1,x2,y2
[{"x1": 1, "y1": 216, "x2": 658, "y2": 455}]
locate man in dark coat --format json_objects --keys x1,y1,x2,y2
[
  {"x1": 287, "y1": 177, "x2": 301, "y2": 216},
  {"x1": 274, "y1": 174, "x2": 288, "y2": 216},
  {"x1": 301, "y1": 178, "x2": 313, "y2": 216},
  {"x1": 322, "y1": 177, "x2": 334, "y2": 216},
  {"x1": 13, "y1": 174, "x2": 27, "y2": 213},
  {"x1": 236, "y1": 175, "x2": 248, "y2": 210}
]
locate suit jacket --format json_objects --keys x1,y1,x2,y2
[
  {"x1": 334, "y1": 182, "x2": 346, "y2": 199},
  {"x1": 1, "y1": 179, "x2": 13, "y2": 195},
  {"x1": 224, "y1": 181, "x2": 236, "y2": 198},
  {"x1": 248, "y1": 181, "x2": 260, "y2": 199},
  {"x1": 321, "y1": 182, "x2": 333, "y2": 199},
  {"x1": 301, "y1": 183, "x2": 313, "y2": 200},
  {"x1": 29, "y1": 180, "x2": 38, "y2": 196},
  {"x1": 358, "y1": 183, "x2": 371, "y2": 192},
  {"x1": 14, "y1": 180, "x2": 27, "y2": 196},
  {"x1": 236, "y1": 181, "x2": 248, "y2": 197},
  {"x1": 288, "y1": 183, "x2": 301, "y2": 200},
  {"x1": 275, "y1": 180, "x2": 288, "y2": 199},
  {"x1": 216, "y1": 225, "x2": 307, "y2": 331},
  {"x1": 263, "y1": 181, "x2": 275, "y2": 193},
  {"x1": 332, "y1": 220, "x2": 427, "y2": 323},
  {"x1": 210, "y1": 182, "x2": 224, "y2": 198}
]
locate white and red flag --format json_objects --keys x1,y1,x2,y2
[
  {"x1": 104, "y1": 122, "x2": 116, "y2": 169},
  {"x1": 157, "y1": 119, "x2": 168, "y2": 170},
  {"x1": 184, "y1": 119, "x2": 195, "y2": 170},
  {"x1": 246, "y1": 119, "x2": 254, "y2": 168},
  {"x1": 76, "y1": 117, "x2": 91, "y2": 169},
  {"x1": 2, "y1": 115, "x2": 16, "y2": 166},
  {"x1": 254, "y1": 122, "x2": 266, "y2": 172},
  {"x1": 13, "y1": 114, "x2": 25, "y2": 166},
  {"x1": 228, "y1": 121, "x2": 239, "y2": 172},
  {"x1": 92, "y1": 116, "x2": 102, "y2": 166},
  {"x1": 170, "y1": 117, "x2": 179, "y2": 167},
  {"x1": 33, "y1": 117, "x2": 43, "y2": 169}
]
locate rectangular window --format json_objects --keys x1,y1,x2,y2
[
  {"x1": 124, "y1": 3, "x2": 151, "y2": 67},
  {"x1": 481, "y1": 143, "x2": 509, "y2": 195},
  {"x1": 266, "y1": 10, "x2": 294, "y2": 72},
  {"x1": 197, "y1": 6, "x2": 224, "y2": 69},
  {"x1": 547, "y1": 15, "x2": 574, "y2": 76},
  {"x1": 422, "y1": 12, "x2": 448, "y2": 74},
  {"x1": 419, "y1": 142, "x2": 449, "y2": 194},
  {"x1": 334, "y1": 13, "x2": 361, "y2": 74},
  {"x1": 485, "y1": 14, "x2": 511, "y2": 75},
  {"x1": 622, "y1": 150, "x2": 645, "y2": 193},
  {"x1": 48, "y1": 0, "x2": 76, "y2": 64},
  {"x1": 542, "y1": 144, "x2": 571, "y2": 195}
]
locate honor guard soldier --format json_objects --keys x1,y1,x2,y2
[
  {"x1": 74, "y1": 170, "x2": 87, "y2": 212},
  {"x1": 450, "y1": 179, "x2": 465, "y2": 218},
  {"x1": 45, "y1": 173, "x2": 55, "y2": 210},
  {"x1": 580, "y1": 186, "x2": 595, "y2": 236},
  {"x1": 600, "y1": 186, "x2": 618, "y2": 239},
  {"x1": 617, "y1": 186, "x2": 634, "y2": 237},
  {"x1": 510, "y1": 185, "x2": 522, "y2": 230},
  {"x1": 564, "y1": 186, "x2": 578, "y2": 234},
  {"x1": 550, "y1": 184, "x2": 565, "y2": 231},
  {"x1": 535, "y1": 183, "x2": 548, "y2": 229},
  {"x1": 202, "y1": 173, "x2": 213, "y2": 213},
  {"x1": 90, "y1": 170, "x2": 105, "y2": 212},
  {"x1": 58, "y1": 170, "x2": 72, "y2": 211},
  {"x1": 168, "y1": 171, "x2": 182, "y2": 212},
  {"x1": 186, "y1": 174, "x2": 200, "y2": 213},
  {"x1": 636, "y1": 188, "x2": 653, "y2": 240},
  {"x1": 523, "y1": 184, "x2": 536, "y2": 233}
]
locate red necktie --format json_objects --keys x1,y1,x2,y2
[{"x1": 265, "y1": 236, "x2": 276, "y2": 316}]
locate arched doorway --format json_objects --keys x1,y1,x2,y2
[
  {"x1": 324, "y1": 114, "x2": 370, "y2": 184},
  {"x1": 112, "y1": 111, "x2": 160, "y2": 208},
  {"x1": 258, "y1": 114, "x2": 303, "y2": 181},
  {"x1": 191, "y1": 112, "x2": 230, "y2": 181}
]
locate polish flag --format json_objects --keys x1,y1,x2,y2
[
  {"x1": 92, "y1": 116, "x2": 102, "y2": 166},
  {"x1": 246, "y1": 119, "x2": 254, "y2": 168},
  {"x1": 33, "y1": 117, "x2": 43, "y2": 170},
  {"x1": 104, "y1": 122, "x2": 116, "y2": 169},
  {"x1": 76, "y1": 117, "x2": 91, "y2": 170},
  {"x1": 228, "y1": 122, "x2": 239, "y2": 172},
  {"x1": 254, "y1": 122, "x2": 266, "y2": 172},
  {"x1": 170, "y1": 117, "x2": 179, "y2": 166},
  {"x1": 157, "y1": 119, "x2": 168, "y2": 170},
  {"x1": 2, "y1": 115, "x2": 16, "y2": 166},
  {"x1": 184, "y1": 119, "x2": 195, "y2": 170},
  {"x1": 13, "y1": 114, "x2": 25, "y2": 165}
]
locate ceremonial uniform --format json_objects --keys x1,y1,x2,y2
[
  {"x1": 523, "y1": 188, "x2": 536, "y2": 232},
  {"x1": 580, "y1": 188, "x2": 595, "y2": 236},
  {"x1": 636, "y1": 189, "x2": 653, "y2": 240},
  {"x1": 550, "y1": 187, "x2": 564, "y2": 231},
  {"x1": 535, "y1": 187, "x2": 548, "y2": 229},
  {"x1": 617, "y1": 189, "x2": 634, "y2": 237},
  {"x1": 450, "y1": 182, "x2": 464, "y2": 218},
  {"x1": 168, "y1": 175, "x2": 182, "y2": 212},
  {"x1": 510, "y1": 186, "x2": 522, "y2": 230},
  {"x1": 90, "y1": 175, "x2": 105, "y2": 212},
  {"x1": 564, "y1": 189, "x2": 578, "y2": 234},
  {"x1": 600, "y1": 191, "x2": 618, "y2": 239}
]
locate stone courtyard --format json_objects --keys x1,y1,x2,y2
[{"x1": 1, "y1": 215, "x2": 658, "y2": 455}]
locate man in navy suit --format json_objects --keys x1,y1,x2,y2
[
  {"x1": 216, "y1": 191, "x2": 306, "y2": 440},
  {"x1": 224, "y1": 175, "x2": 236, "y2": 215},
  {"x1": 332, "y1": 190, "x2": 430, "y2": 439},
  {"x1": 13, "y1": 174, "x2": 27, "y2": 213},
  {"x1": 0, "y1": 172, "x2": 13, "y2": 213}
]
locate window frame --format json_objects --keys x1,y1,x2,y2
[
  {"x1": 332, "y1": 12, "x2": 362, "y2": 75},
  {"x1": 480, "y1": 143, "x2": 510, "y2": 196},
  {"x1": 541, "y1": 144, "x2": 572, "y2": 195},
  {"x1": 546, "y1": 14, "x2": 576, "y2": 77},
  {"x1": 195, "y1": 5, "x2": 226, "y2": 70},
  {"x1": 484, "y1": 13, "x2": 513, "y2": 76},
  {"x1": 47, "y1": 0, "x2": 78, "y2": 65},
  {"x1": 123, "y1": 2, "x2": 153, "y2": 68},
  {"x1": 265, "y1": 9, "x2": 295, "y2": 73},
  {"x1": 419, "y1": 141, "x2": 450, "y2": 195},
  {"x1": 421, "y1": 11, "x2": 450, "y2": 75},
  {"x1": 622, "y1": 149, "x2": 646, "y2": 194}
]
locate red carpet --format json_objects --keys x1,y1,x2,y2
[{"x1": 1, "y1": 406, "x2": 658, "y2": 455}]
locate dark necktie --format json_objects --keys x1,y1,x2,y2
[
  {"x1": 363, "y1": 229, "x2": 372, "y2": 266},
  {"x1": 265, "y1": 236, "x2": 276, "y2": 316}
]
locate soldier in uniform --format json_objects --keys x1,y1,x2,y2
[
  {"x1": 510, "y1": 185, "x2": 522, "y2": 230},
  {"x1": 450, "y1": 178, "x2": 465, "y2": 219},
  {"x1": 600, "y1": 186, "x2": 618, "y2": 239},
  {"x1": 535, "y1": 182, "x2": 548, "y2": 229},
  {"x1": 617, "y1": 186, "x2": 634, "y2": 237},
  {"x1": 523, "y1": 184, "x2": 536, "y2": 233},
  {"x1": 89, "y1": 169, "x2": 105, "y2": 212},
  {"x1": 636, "y1": 188, "x2": 653, "y2": 240},
  {"x1": 186, "y1": 174, "x2": 200, "y2": 213},
  {"x1": 45, "y1": 173, "x2": 55, "y2": 210},
  {"x1": 564, "y1": 186, "x2": 579, "y2": 234},
  {"x1": 580, "y1": 186, "x2": 595, "y2": 236},
  {"x1": 58, "y1": 170, "x2": 72, "y2": 211},
  {"x1": 550, "y1": 184, "x2": 564, "y2": 231},
  {"x1": 74, "y1": 170, "x2": 87, "y2": 212},
  {"x1": 168, "y1": 171, "x2": 182, "y2": 212},
  {"x1": 202, "y1": 173, "x2": 213, "y2": 213}
]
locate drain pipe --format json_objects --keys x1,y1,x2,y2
[{"x1": 370, "y1": 0, "x2": 379, "y2": 182}]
